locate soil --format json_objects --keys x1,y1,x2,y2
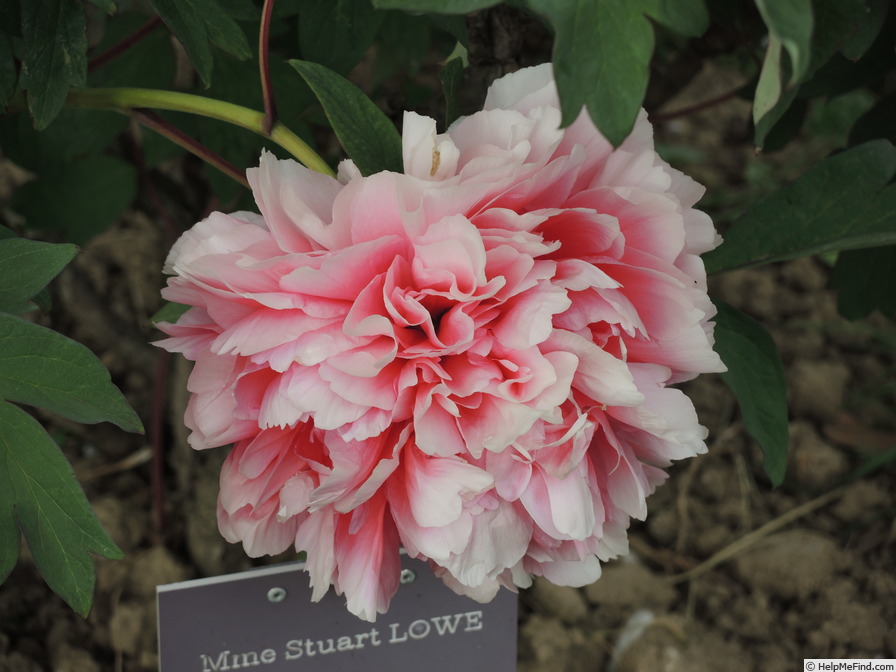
[{"x1": 1, "y1": 33, "x2": 895, "y2": 672}]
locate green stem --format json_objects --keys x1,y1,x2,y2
[{"x1": 65, "y1": 88, "x2": 335, "y2": 177}]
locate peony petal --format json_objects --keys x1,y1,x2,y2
[
  {"x1": 248, "y1": 150, "x2": 348, "y2": 252},
  {"x1": 402, "y1": 448, "x2": 494, "y2": 528}
]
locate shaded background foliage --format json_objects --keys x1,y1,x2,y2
[{"x1": 0, "y1": 0, "x2": 893, "y2": 623}]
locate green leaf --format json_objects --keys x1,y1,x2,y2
[
  {"x1": 10, "y1": 155, "x2": 137, "y2": 243},
  {"x1": 371, "y1": 0, "x2": 500, "y2": 11},
  {"x1": 829, "y1": 245, "x2": 896, "y2": 320},
  {"x1": 0, "y1": 401, "x2": 123, "y2": 615},
  {"x1": 0, "y1": 32, "x2": 17, "y2": 109},
  {"x1": 526, "y1": 0, "x2": 653, "y2": 146},
  {"x1": 760, "y1": 98, "x2": 808, "y2": 153},
  {"x1": 0, "y1": 1, "x2": 20, "y2": 37},
  {"x1": 753, "y1": 35, "x2": 789, "y2": 146},
  {"x1": 428, "y1": 14, "x2": 470, "y2": 48},
  {"x1": 150, "y1": 0, "x2": 211, "y2": 86},
  {"x1": 640, "y1": 0, "x2": 709, "y2": 37},
  {"x1": 439, "y1": 55, "x2": 464, "y2": 128},
  {"x1": 800, "y1": 37, "x2": 895, "y2": 102},
  {"x1": 84, "y1": 0, "x2": 117, "y2": 14},
  {"x1": 0, "y1": 226, "x2": 55, "y2": 313},
  {"x1": 849, "y1": 90, "x2": 896, "y2": 147},
  {"x1": 812, "y1": 0, "x2": 887, "y2": 65},
  {"x1": 754, "y1": 0, "x2": 814, "y2": 84},
  {"x1": 0, "y1": 109, "x2": 128, "y2": 173},
  {"x1": 839, "y1": 0, "x2": 889, "y2": 60},
  {"x1": 20, "y1": 0, "x2": 88, "y2": 130},
  {"x1": 289, "y1": 59, "x2": 402, "y2": 175},
  {"x1": 209, "y1": 0, "x2": 259, "y2": 21},
  {"x1": 374, "y1": 10, "x2": 433, "y2": 80},
  {"x1": 299, "y1": 0, "x2": 384, "y2": 75},
  {"x1": 149, "y1": 0, "x2": 251, "y2": 87},
  {"x1": 704, "y1": 140, "x2": 896, "y2": 272},
  {"x1": 202, "y1": 0, "x2": 253, "y2": 60},
  {"x1": 151, "y1": 301, "x2": 191, "y2": 324},
  {"x1": 0, "y1": 466, "x2": 17, "y2": 582},
  {"x1": 89, "y1": 12, "x2": 176, "y2": 90},
  {"x1": 753, "y1": 33, "x2": 802, "y2": 149},
  {"x1": 0, "y1": 314, "x2": 143, "y2": 433},
  {"x1": 0, "y1": 239, "x2": 77, "y2": 315},
  {"x1": 713, "y1": 301, "x2": 789, "y2": 486}
]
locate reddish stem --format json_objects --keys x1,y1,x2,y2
[
  {"x1": 649, "y1": 83, "x2": 746, "y2": 124},
  {"x1": 131, "y1": 108, "x2": 250, "y2": 189},
  {"x1": 88, "y1": 17, "x2": 163, "y2": 74},
  {"x1": 259, "y1": 0, "x2": 278, "y2": 134}
]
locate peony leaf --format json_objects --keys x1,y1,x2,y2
[
  {"x1": 84, "y1": 0, "x2": 117, "y2": 13},
  {"x1": 149, "y1": 0, "x2": 211, "y2": 86},
  {"x1": 704, "y1": 140, "x2": 896, "y2": 272},
  {"x1": 0, "y1": 238, "x2": 77, "y2": 315},
  {"x1": 839, "y1": 0, "x2": 889, "y2": 61},
  {"x1": 201, "y1": 0, "x2": 253, "y2": 60},
  {"x1": 89, "y1": 11, "x2": 177, "y2": 90},
  {"x1": 289, "y1": 59, "x2": 403, "y2": 175},
  {"x1": 754, "y1": 0, "x2": 813, "y2": 85},
  {"x1": 0, "y1": 228, "x2": 52, "y2": 313},
  {"x1": 440, "y1": 55, "x2": 465, "y2": 128},
  {"x1": 829, "y1": 245, "x2": 896, "y2": 320},
  {"x1": 428, "y1": 14, "x2": 470, "y2": 48},
  {"x1": 812, "y1": 0, "x2": 885, "y2": 64},
  {"x1": 751, "y1": 0, "x2": 814, "y2": 147},
  {"x1": 848, "y1": 91, "x2": 896, "y2": 147},
  {"x1": 299, "y1": 0, "x2": 385, "y2": 75},
  {"x1": 0, "y1": 109, "x2": 127, "y2": 175},
  {"x1": 639, "y1": 0, "x2": 708, "y2": 37},
  {"x1": 151, "y1": 301, "x2": 191, "y2": 324},
  {"x1": 0, "y1": 314, "x2": 144, "y2": 434},
  {"x1": 149, "y1": 0, "x2": 251, "y2": 87},
  {"x1": 0, "y1": 32, "x2": 17, "y2": 109},
  {"x1": 713, "y1": 302, "x2": 789, "y2": 486},
  {"x1": 524, "y1": 0, "x2": 707, "y2": 146},
  {"x1": 371, "y1": 0, "x2": 500, "y2": 11},
  {"x1": 753, "y1": 35, "x2": 799, "y2": 149},
  {"x1": 0, "y1": 401, "x2": 123, "y2": 616},
  {"x1": 9, "y1": 155, "x2": 137, "y2": 243},
  {"x1": 526, "y1": 0, "x2": 653, "y2": 146},
  {"x1": 0, "y1": 471, "x2": 16, "y2": 584},
  {"x1": 20, "y1": 0, "x2": 87, "y2": 130},
  {"x1": 754, "y1": 0, "x2": 886, "y2": 148},
  {"x1": 211, "y1": 0, "x2": 260, "y2": 21}
]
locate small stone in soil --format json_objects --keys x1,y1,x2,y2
[
  {"x1": 584, "y1": 563, "x2": 677, "y2": 610},
  {"x1": 530, "y1": 578, "x2": 588, "y2": 624},
  {"x1": 733, "y1": 529, "x2": 844, "y2": 601}
]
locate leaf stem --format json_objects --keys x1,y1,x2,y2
[
  {"x1": 88, "y1": 17, "x2": 163, "y2": 73},
  {"x1": 259, "y1": 0, "x2": 278, "y2": 134},
  {"x1": 64, "y1": 87, "x2": 335, "y2": 176},
  {"x1": 130, "y1": 109, "x2": 250, "y2": 189}
]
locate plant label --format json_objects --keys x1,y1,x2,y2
[{"x1": 157, "y1": 555, "x2": 517, "y2": 671}]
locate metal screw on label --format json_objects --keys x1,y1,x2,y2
[
  {"x1": 267, "y1": 587, "x2": 287, "y2": 603},
  {"x1": 399, "y1": 568, "x2": 416, "y2": 584}
]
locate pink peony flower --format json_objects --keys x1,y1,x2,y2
[{"x1": 157, "y1": 63, "x2": 725, "y2": 621}]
